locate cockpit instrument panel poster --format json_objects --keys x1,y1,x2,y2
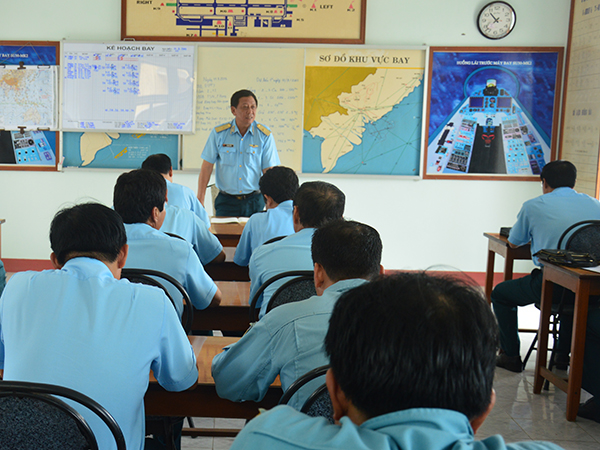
[{"x1": 424, "y1": 47, "x2": 563, "y2": 180}]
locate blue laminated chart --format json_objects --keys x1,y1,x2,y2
[{"x1": 62, "y1": 42, "x2": 196, "y2": 133}]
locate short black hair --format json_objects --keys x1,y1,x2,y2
[
  {"x1": 293, "y1": 181, "x2": 345, "y2": 228},
  {"x1": 325, "y1": 272, "x2": 498, "y2": 421},
  {"x1": 231, "y1": 89, "x2": 258, "y2": 108},
  {"x1": 113, "y1": 169, "x2": 166, "y2": 224},
  {"x1": 259, "y1": 166, "x2": 299, "y2": 204},
  {"x1": 311, "y1": 220, "x2": 382, "y2": 282},
  {"x1": 141, "y1": 153, "x2": 172, "y2": 175},
  {"x1": 50, "y1": 203, "x2": 127, "y2": 266},
  {"x1": 540, "y1": 160, "x2": 577, "y2": 189}
]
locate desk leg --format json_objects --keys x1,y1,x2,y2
[
  {"x1": 485, "y1": 248, "x2": 496, "y2": 303},
  {"x1": 534, "y1": 278, "x2": 553, "y2": 394},
  {"x1": 504, "y1": 255, "x2": 514, "y2": 281},
  {"x1": 566, "y1": 280, "x2": 590, "y2": 421}
]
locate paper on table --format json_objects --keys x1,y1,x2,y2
[
  {"x1": 211, "y1": 217, "x2": 250, "y2": 224},
  {"x1": 583, "y1": 265, "x2": 600, "y2": 273}
]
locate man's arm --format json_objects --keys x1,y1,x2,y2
[
  {"x1": 152, "y1": 297, "x2": 198, "y2": 391},
  {"x1": 212, "y1": 319, "x2": 279, "y2": 402},
  {"x1": 197, "y1": 160, "x2": 214, "y2": 207},
  {"x1": 185, "y1": 248, "x2": 221, "y2": 309}
]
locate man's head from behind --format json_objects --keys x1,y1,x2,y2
[
  {"x1": 325, "y1": 272, "x2": 498, "y2": 426},
  {"x1": 50, "y1": 203, "x2": 127, "y2": 267},
  {"x1": 259, "y1": 166, "x2": 299, "y2": 205},
  {"x1": 540, "y1": 160, "x2": 577, "y2": 189},
  {"x1": 113, "y1": 169, "x2": 167, "y2": 226},
  {"x1": 141, "y1": 153, "x2": 172, "y2": 177},
  {"x1": 293, "y1": 181, "x2": 345, "y2": 229},
  {"x1": 311, "y1": 220, "x2": 382, "y2": 286}
]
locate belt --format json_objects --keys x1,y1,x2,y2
[{"x1": 219, "y1": 190, "x2": 261, "y2": 200}]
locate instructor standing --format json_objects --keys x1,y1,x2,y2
[{"x1": 197, "y1": 89, "x2": 280, "y2": 217}]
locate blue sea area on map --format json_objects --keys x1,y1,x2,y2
[
  {"x1": 302, "y1": 84, "x2": 423, "y2": 175},
  {"x1": 63, "y1": 133, "x2": 179, "y2": 169}
]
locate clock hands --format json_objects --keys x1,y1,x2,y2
[{"x1": 489, "y1": 12, "x2": 500, "y2": 23}]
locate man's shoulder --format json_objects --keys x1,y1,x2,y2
[
  {"x1": 214, "y1": 121, "x2": 233, "y2": 133},
  {"x1": 255, "y1": 122, "x2": 271, "y2": 137}
]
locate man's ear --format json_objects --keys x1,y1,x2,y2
[
  {"x1": 470, "y1": 389, "x2": 496, "y2": 434},
  {"x1": 117, "y1": 244, "x2": 129, "y2": 269},
  {"x1": 314, "y1": 263, "x2": 326, "y2": 295},
  {"x1": 379, "y1": 264, "x2": 385, "y2": 275},
  {"x1": 50, "y1": 252, "x2": 62, "y2": 270},
  {"x1": 326, "y1": 368, "x2": 350, "y2": 423},
  {"x1": 292, "y1": 205, "x2": 301, "y2": 228},
  {"x1": 168, "y1": 168, "x2": 173, "y2": 178}
]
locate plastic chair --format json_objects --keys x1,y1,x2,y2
[
  {"x1": 523, "y1": 220, "x2": 600, "y2": 371},
  {"x1": 248, "y1": 270, "x2": 315, "y2": 322},
  {"x1": 278, "y1": 365, "x2": 333, "y2": 424},
  {"x1": 121, "y1": 268, "x2": 194, "y2": 334},
  {"x1": 0, "y1": 380, "x2": 125, "y2": 450}
]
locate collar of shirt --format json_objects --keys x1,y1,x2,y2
[
  {"x1": 358, "y1": 408, "x2": 474, "y2": 445},
  {"x1": 323, "y1": 278, "x2": 368, "y2": 296},
  {"x1": 61, "y1": 257, "x2": 114, "y2": 280},
  {"x1": 232, "y1": 119, "x2": 255, "y2": 136}
]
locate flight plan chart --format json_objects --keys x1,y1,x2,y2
[
  {"x1": 123, "y1": 0, "x2": 364, "y2": 42},
  {"x1": 62, "y1": 42, "x2": 196, "y2": 133}
]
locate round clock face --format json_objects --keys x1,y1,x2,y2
[{"x1": 478, "y1": 2, "x2": 516, "y2": 39}]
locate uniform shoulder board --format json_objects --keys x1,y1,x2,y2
[
  {"x1": 256, "y1": 123, "x2": 271, "y2": 137},
  {"x1": 215, "y1": 123, "x2": 232, "y2": 133}
]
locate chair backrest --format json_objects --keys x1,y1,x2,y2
[
  {"x1": 248, "y1": 270, "x2": 315, "y2": 322},
  {"x1": 121, "y1": 268, "x2": 194, "y2": 334},
  {"x1": 266, "y1": 275, "x2": 317, "y2": 314},
  {"x1": 0, "y1": 380, "x2": 126, "y2": 450},
  {"x1": 301, "y1": 383, "x2": 334, "y2": 424},
  {"x1": 279, "y1": 365, "x2": 332, "y2": 423},
  {"x1": 558, "y1": 220, "x2": 600, "y2": 260}
]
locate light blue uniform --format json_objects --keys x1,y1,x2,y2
[
  {"x1": 212, "y1": 279, "x2": 366, "y2": 410},
  {"x1": 0, "y1": 257, "x2": 198, "y2": 450},
  {"x1": 0, "y1": 259, "x2": 5, "y2": 296},
  {"x1": 249, "y1": 228, "x2": 315, "y2": 319},
  {"x1": 509, "y1": 187, "x2": 600, "y2": 265},
  {"x1": 161, "y1": 205, "x2": 223, "y2": 265},
  {"x1": 202, "y1": 119, "x2": 280, "y2": 195},
  {"x1": 166, "y1": 179, "x2": 210, "y2": 228},
  {"x1": 234, "y1": 200, "x2": 295, "y2": 267},
  {"x1": 231, "y1": 405, "x2": 564, "y2": 450},
  {"x1": 124, "y1": 223, "x2": 217, "y2": 316}
]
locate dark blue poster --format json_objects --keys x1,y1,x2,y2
[{"x1": 425, "y1": 48, "x2": 562, "y2": 178}]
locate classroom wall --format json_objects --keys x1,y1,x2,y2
[{"x1": 0, "y1": 0, "x2": 571, "y2": 273}]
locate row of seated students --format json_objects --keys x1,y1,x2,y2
[{"x1": 0, "y1": 155, "x2": 572, "y2": 450}]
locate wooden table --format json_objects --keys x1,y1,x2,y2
[
  {"x1": 483, "y1": 233, "x2": 531, "y2": 302},
  {"x1": 210, "y1": 221, "x2": 245, "y2": 248},
  {"x1": 192, "y1": 281, "x2": 251, "y2": 332},
  {"x1": 533, "y1": 263, "x2": 600, "y2": 421},
  {"x1": 145, "y1": 336, "x2": 281, "y2": 419}
]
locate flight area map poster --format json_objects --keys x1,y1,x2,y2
[{"x1": 424, "y1": 47, "x2": 563, "y2": 180}]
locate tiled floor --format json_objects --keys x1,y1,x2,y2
[{"x1": 181, "y1": 305, "x2": 600, "y2": 450}]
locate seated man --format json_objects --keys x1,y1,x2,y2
[
  {"x1": 0, "y1": 258, "x2": 5, "y2": 295},
  {"x1": 249, "y1": 181, "x2": 345, "y2": 319},
  {"x1": 0, "y1": 203, "x2": 198, "y2": 450},
  {"x1": 578, "y1": 308, "x2": 600, "y2": 422},
  {"x1": 213, "y1": 220, "x2": 383, "y2": 409},
  {"x1": 161, "y1": 204, "x2": 226, "y2": 265},
  {"x1": 114, "y1": 169, "x2": 221, "y2": 316},
  {"x1": 229, "y1": 272, "x2": 563, "y2": 450},
  {"x1": 142, "y1": 153, "x2": 210, "y2": 227},
  {"x1": 492, "y1": 160, "x2": 600, "y2": 372},
  {"x1": 234, "y1": 166, "x2": 298, "y2": 267}
]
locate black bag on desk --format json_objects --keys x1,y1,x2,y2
[{"x1": 534, "y1": 249, "x2": 599, "y2": 268}]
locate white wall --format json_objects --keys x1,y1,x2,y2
[{"x1": 0, "y1": 0, "x2": 570, "y2": 273}]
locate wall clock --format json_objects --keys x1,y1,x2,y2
[{"x1": 477, "y1": 2, "x2": 516, "y2": 40}]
